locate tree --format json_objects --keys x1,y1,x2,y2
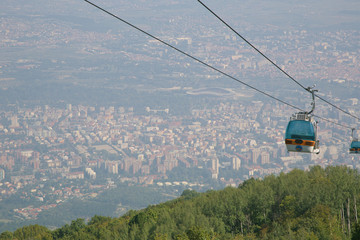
[
  {"x1": 13, "y1": 225, "x2": 52, "y2": 240},
  {"x1": 181, "y1": 189, "x2": 200, "y2": 200},
  {"x1": 241, "y1": 178, "x2": 275, "y2": 229},
  {"x1": 88, "y1": 215, "x2": 112, "y2": 226},
  {"x1": 0, "y1": 231, "x2": 13, "y2": 240},
  {"x1": 186, "y1": 226, "x2": 213, "y2": 240}
]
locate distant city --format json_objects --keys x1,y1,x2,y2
[
  {"x1": 0, "y1": 0, "x2": 359, "y2": 231},
  {"x1": 0, "y1": 98, "x2": 359, "y2": 222}
]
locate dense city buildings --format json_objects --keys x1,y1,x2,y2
[{"x1": 0, "y1": 99, "x2": 359, "y2": 216}]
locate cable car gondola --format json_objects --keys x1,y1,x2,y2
[
  {"x1": 285, "y1": 87, "x2": 320, "y2": 154},
  {"x1": 350, "y1": 128, "x2": 360, "y2": 154}
]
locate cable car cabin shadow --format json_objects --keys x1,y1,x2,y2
[{"x1": 285, "y1": 112, "x2": 320, "y2": 154}]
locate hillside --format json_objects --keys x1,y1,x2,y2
[{"x1": 2, "y1": 165, "x2": 360, "y2": 239}]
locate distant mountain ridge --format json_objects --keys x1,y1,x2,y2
[{"x1": 2, "y1": 165, "x2": 360, "y2": 239}]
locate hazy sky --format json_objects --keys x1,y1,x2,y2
[{"x1": 1, "y1": 0, "x2": 359, "y2": 106}]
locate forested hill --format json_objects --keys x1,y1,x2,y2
[{"x1": 2, "y1": 165, "x2": 360, "y2": 240}]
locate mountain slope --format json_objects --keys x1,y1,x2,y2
[{"x1": 2, "y1": 165, "x2": 360, "y2": 239}]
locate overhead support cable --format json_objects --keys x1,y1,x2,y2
[
  {"x1": 83, "y1": 0, "x2": 354, "y2": 130},
  {"x1": 197, "y1": 0, "x2": 360, "y2": 122},
  {"x1": 197, "y1": 0, "x2": 308, "y2": 92},
  {"x1": 83, "y1": 0, "x2": 302, "y2": 111}
]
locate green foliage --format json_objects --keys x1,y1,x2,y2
[
  {"x1": 4, "y1": 165, "x2": 360, "y2": 239},
  {"x1": 12, "y1": 224, "x2": 52, "y2": 240},
  {"x1": 0, "y1": 231, "x2": 13, "y2": 240},
  {"x1": 181, "y1": 189, "x2": 200, "y2": 200},
  {"x1": 352, "y1": 222, "x2": 360, "y2": 240},
  {"x1": 88, "y1": 215, "x2": 112, "y2": 226},
  {"x1": 186, "y1": 226, "x2": 213, "y2": 240}
]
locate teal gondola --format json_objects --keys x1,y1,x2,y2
[
  {"x1": 285, "y1": 113, "x2": 319, "y2": 153},
  {"x1": 350, "y1": 128, "x2": 360, "y2": 154},
  {"x1": 284, "y1": 86, "x2": 320, "y2": 154}
]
